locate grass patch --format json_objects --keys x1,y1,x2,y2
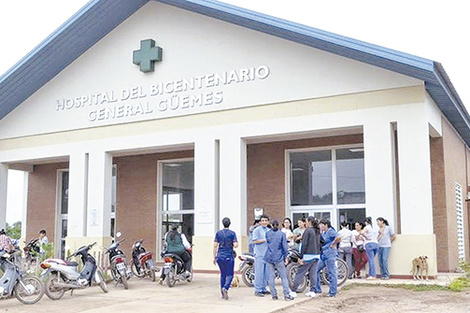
[{"x1": 342, "y1": 283, "x2": 452, "y2": 292}]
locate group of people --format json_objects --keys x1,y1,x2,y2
[
  {"x1": 0, "y1": 229, "x2": 48, "y2": 256},
  {"x1": 212, "y1": 214, "x2": 396, "y2": 301},
  {"x1": 337, "y1": 217, "x2": 396, "y2": 280}
]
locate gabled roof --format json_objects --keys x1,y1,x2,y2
[{"x1": 1, "y1": 0, "x2": 469, "y2": 145}]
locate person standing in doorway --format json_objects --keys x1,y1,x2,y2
[
  {"x1": 291, "y1": 216, "x2": 321, "y2": 298},
  {"x1": 213, "y1": 217, "x2": 238, "y2": 300},
  {"x1": 252, "y1": 214, "x2": 270, "y2": 297},
  {"x1": 377, "y1": 217, "x2": 396, "y2": 280},
  {"x1": 264, "y1": 219, "x2": 294, "y2": 301},
  {"x1": 351, "y1": 221, "x2": 368, "y2": 278},
  {"x1": 337, "y1": 222, "x2": 353, "y2": 279},
  {"x1": 293, "y1": 218, "x2": 306, "y2": 251},
  {"x1": 361, "y1": 217, "x2": 379, "y2": 279}
]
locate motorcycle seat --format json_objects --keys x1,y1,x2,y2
[
  {"x1": 163, "y1": 253, "x2": 184, "y2": 263},
  {"x1": 66, "y1": 261, "x2": 78, "y2": 267}
]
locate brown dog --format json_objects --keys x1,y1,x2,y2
[
  {"x1": 231, "y1": 275, "x2": 240, "y2": 287},
  {"x1": 412, "y1": 256, "x2": 429, "y2": 280}
]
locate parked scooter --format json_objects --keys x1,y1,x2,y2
[
  {"x1": 40, "y1": 242, "x2": 108, "y2": 300},
  {"x1": 131, "y1": 239, "x2": 159, "y2": 281},
  {"x1": 0, "y1": 250, "x2": 44, "y2": 304},
  {"x1": 160, "y1": 249, "x2": 193, "y2": 287},
  {"x1": 105, "y1": 233, "x2": 131, "y2": 289}
]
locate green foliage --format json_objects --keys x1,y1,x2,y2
[
  {"x1": 343, "y1": 282, "x2": 452, "y2": 292},
  {"x1": 449, "y1": 278, "x2": 470, "y2": 292},
  {"x1": 6, "y1": 221, "x2": 21, "y2": 239},
  {"x1": 40, "y1": 242, "x2": 54, "y2": 262}
]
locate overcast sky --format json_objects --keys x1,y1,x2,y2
[{"x1": 1, "y1": 0, "x2": 469, "y2": 223}]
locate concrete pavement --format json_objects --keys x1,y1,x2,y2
[{"x1": 0, "y1": 273, "x2": 462, "y2": 312}]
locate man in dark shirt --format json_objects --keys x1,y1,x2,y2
[{"x1": 291, "y1": 216, "x2": 321, "y2": 298}]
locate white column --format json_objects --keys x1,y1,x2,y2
[
  {"x1": 363, "y1": 120, "x2": 396, "y2": 226},
  {"x1": 0, "y1": 164, "x2": 8, "y2": 230},
  {"x1": 219, "y1": 136, "x2": 247, "y2": 236},
  {"x1": 397, "y1": 116, "x2": 433, "y2": 234},
  {"x1": 194, "y1": 138, "x2": 218, "y2": 236},
  {"x1": 86, "y1": 151, "x2": 112, "y2": 238},
  {"x1": 67, "y1": 152, "x2": 88, "y2": 237},
  {"x1": 20, "y1": 172, "x2": 29, "y2": 239}
]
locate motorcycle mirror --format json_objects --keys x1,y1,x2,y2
[{"x1": 116, "y1": 232, "x2": 122, "y2": 238}]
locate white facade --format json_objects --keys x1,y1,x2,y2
[{"x1": 0, "y1": 2, "x2": 447, "y2": 274}]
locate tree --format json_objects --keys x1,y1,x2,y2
[{"x1": 6, "y1": 221, "x2": 21, "y2": 239}]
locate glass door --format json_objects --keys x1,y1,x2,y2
[
  {"x1": 56, "y1": 170, "x2": 69, "y2": 258},
  {"x1": 158, "y1": 159, "x2": 194, "y2": 255}
]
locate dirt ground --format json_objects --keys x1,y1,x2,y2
[{"x1": 280, "y1": 286, "x2": 470, "y2": 313}]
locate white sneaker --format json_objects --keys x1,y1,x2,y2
[
  {"x1": 305, "y1": 291, "x2": 316, "y2": 298},
  {"x1": 290, "y1": 291, "x2": 297, "y2": 298}
]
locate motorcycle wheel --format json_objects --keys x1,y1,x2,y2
[
  {"x1": 96, "y1": 269, "x2": 108, "y2": 293},
  {"x1": 131, "y1": 262, "x2": 145, "y2": 279},
  {"x1": 120, "y1": 269, "x2": 129, "y2": 290},
  {"x1": 14, "y1": 275, "x2": 44, "y2": 305},
  {"x1": 286, "y1": 263, "x2": 307, "y2": 293},
  {"x1": 241, "y1": 265, "x2": 254, "y2": 288},
  {"x1": 45, "y1": 273, "x2": 66, "y2": 300},
  {"x1": 166, "y1": 266, "x2": 177, "y2": 287},
  {"x1": 320, "y1": 258, "x2": 348, "y2": 287},
  {"x1": 149, "y1": 269, "x2": 156, "y2": 282}
]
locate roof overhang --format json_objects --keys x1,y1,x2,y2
[{"x1": 1, "y1": 0, "x2": 469, "y2": 145}]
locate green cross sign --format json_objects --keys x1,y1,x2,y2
[{"x1": 133, "y1": 39, "x2": 163, "y2": 73}]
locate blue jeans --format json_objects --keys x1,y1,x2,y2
[
  {"x1": 338, "y1": 246, "x2": 353, "y2": 278},
  {"x1": 292, "y1": 259, "x2": 318, "y2": 292},
  {"x1": 315, "y1": 254, "x2": 337, "y2": 296},
  {"x1": 254, "y1": 256, "x2": 268, "y2": 293},
  {"x1": 378, "y1": 247, "x2": 391, "y2": 278},
  {"x1": 266, "y1": 261, "x2": 291, "y2": 297},
  {"x1": 216, "y1": 257, "x2": 234, "y2": 290},
  {"x1": 365, "y1": 242, "x2": 379, "y2": 277}
]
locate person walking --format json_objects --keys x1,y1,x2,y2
[
  {"x1": 361, "y1": 217, "x2": 379, "y2": 279},
  {"x1": 351, "y1": 221, "x2": 368, "y2": 278},
  {"x1": 337, "y1": 222, "x2": 353, "y2": 279},
  {"x1": 291, "y1": 216, "x2": 321, "y2": 298},
  {"x1": 213, "y1": 217, "x2": 238, "y2": 300},
  {"x1": 377, "y1": 217, "x2": 396, "y2": 280},
  {"x1": 314, "y1": 219, "x2": 339, "y2": 297},
  {"x1": 252, "y1": 214, "x2": 270, "y2": 296},
  {"x1": 264, "y1": 219, "x2": 294, "y2": 301}
]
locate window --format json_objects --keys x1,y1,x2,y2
[
  {"x1": 159, "y1": 160, "x2": 194, "y2": 251},
  {"x1": 289, "y1": 147, "x2": 365, "y2": 228},
  {"x1": 110, "y1": 165, "x2": 117, "y2": 238},
  {"x1": 455, "y1": 183, "x2": 465, "y2": 260},
  {"x1": 57, "y1": 170, "x2": 69, "y2": 258}
]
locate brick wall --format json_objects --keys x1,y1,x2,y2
[
  {"x1": 246, "y1": 134, "x2": 363, "y2": 231},
  {"x1": 26, "y1": 162, "x2": 68, "y2": 243},
  {"x1": 114, "y1": 150, "x2": 193, "y2": 255}
]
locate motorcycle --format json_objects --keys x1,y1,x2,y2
[
  {"x1": 286, "y1": 254, "x2": 349, "y2": 292},
  {"x1": 105, "y1": 233, "x2": 131, "y2": 289},
  {"x1": 131, "y1": 239, "x2": 159, "y2": 281},
  {"x1": 0, "y1": 250, "x2": 44, "y2": 304},
  {"x1": 238, "y1": 249, "x2": 299, "y2": 287},
  {"x1": 161, "y1": 249, "x2": 193, "y2": 287},
  {"x1": 40, "y1": 242, "x2": 108, "y2": 300}
]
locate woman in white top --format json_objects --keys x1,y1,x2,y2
[
  {"x1": 360, "y1": 217, "x2": 379, "y2": 279},
  {"x1": 337, "y1": 222, "x2": 353, "y2": 278},
  {"x1": 281, "y1": 217, "x2": 295, "y2": 248},
  {"x1": 351, "y1": 221, "x2": 368, "y2": 278},
  {"x1": 377, "y1": 217, "x2": 396, "y2": 280}
]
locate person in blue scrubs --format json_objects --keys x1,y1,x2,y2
[
  {"x1": 314, "y1": 219, "x2": 340, "y2": 297},
  {"x1": 214, "y1": 217, "x2": 238, "y2": 300},
  {"x1": 252, "y1": 214, "x2": 270, "y2": 296}
]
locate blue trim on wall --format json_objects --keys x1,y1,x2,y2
[{"x1": 0, "y1": 0, "x2": 469, "y2": 146}]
